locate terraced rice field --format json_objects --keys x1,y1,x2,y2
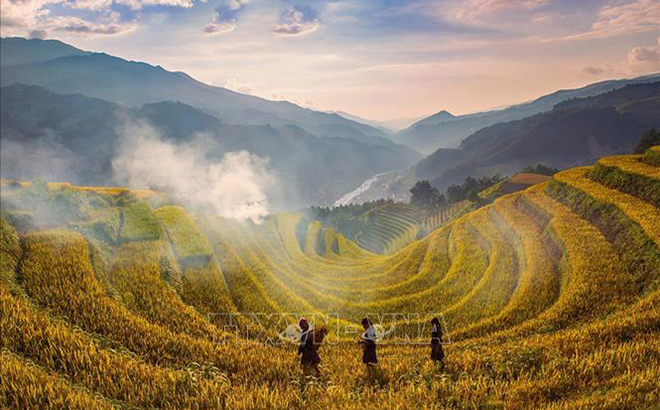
[
  {"x1": 353, "y1": 204, "x2": 425, "y2": 254},
  {"x1": 1, "y1": 148, "x2": 659, "y2": 409}
]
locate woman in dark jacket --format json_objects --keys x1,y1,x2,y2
[
  {"x1": 430, "y1": 317, "x2": 445, "y2": 370},
  {"x1": 359, "y1": 317, "x2": 380, "y2": 382},
  {"x1": 298, "y1": 318, "x2": 326, "y2": 377}
]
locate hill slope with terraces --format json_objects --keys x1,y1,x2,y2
[{"x1": 1, "y1": 147, "x2": 659, "y2": 409}]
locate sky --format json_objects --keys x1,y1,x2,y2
[{"x1": 1, "y1": 0, "x2": 659, "y2": 121}]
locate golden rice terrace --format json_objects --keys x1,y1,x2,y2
[{"x1": 1, "y1": 148, "x2": 659, "y2": 409}]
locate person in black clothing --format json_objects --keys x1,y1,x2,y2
[
  {"x1": 430, "y1": 317, "x2": 445, "y2": 370},
  {"x1": 358, "y1": 317, "x2": 380, "y2": 381},
  {"x1": 297, "y1": 318, "x2": 326, "y2": 377}
]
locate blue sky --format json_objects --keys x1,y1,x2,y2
[{"x1": 2, "y1": 0, "x2": 659, "y2": 120}]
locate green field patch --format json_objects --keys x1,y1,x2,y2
[
  {"x1": 155, "y1": 206, "x2": 212, "y2": 267},
  {"x1": 119, "y1": 202, "x2": 161, "y2": 242}
]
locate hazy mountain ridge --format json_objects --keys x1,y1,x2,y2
[
  {"x1": 334, "y1": 111, "x2": 426, "y2": 133},
  {"x1": 0, "y1": 37, "x2": 399, "y2": 149},
  {"x1": 396, "y1": 73, "x2": 660, "y2": 154},
  {"x1": 340, "y1": 81, "x2": 660, "y2": 203},
  {"x1": 0, "y1": 37, "x2": 88, "y2": 66},
  {"x1": 0, "y1": 84, "x2": 421, "y2": 207},
  {"x1": 419, "y1": 82, "x2": 660, "y2": 187}
]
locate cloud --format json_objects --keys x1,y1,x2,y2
[
  {"x1": 628, "y1": 40, "x2": 660, "y2": 64},
  {"x1": 579, "y1": 37, "x2": 660, "y2": 79},
  {"x1": 47, "y1": 16, "x2": 136, "y2": 35},
  {"x1": 272, "y1": 6, "x2": 319, "y2": 35},
  {"x1": 114, "y1": 0, "x2": 195, "y2": 10},
  {"x1": 626, "y1": 37, "x2": 660, "y2": 72},
  {"x1": 0, "y1": 0, "x2": 198, "y2": 37},
  {"x1": 201, "y1": 0, "x2": 250, "y2": 36},
  {"x1": 0, "y1": 0, "x2": 61, "y2": 30},
  {"x1": 227, "y1": 0, "x2": 248, "y2": 11},
  {"x1": 203, "y1": 11, "x2": 236, "y2": 35},
  {"x1": 550, "y1": 0, "x2": 660, "y2": 41},
  {"x1": 451, "y1": 0, "x2": 553, "y2": 22},
  {"x1": 29, "y1": 29, "x2": 48, "y2": 38},
  {"x1": 67, "y1": 0, "x2": 113, "y2": 11},
  {"x1": 113, "y1": 119, "x2": 276, "y2": 223},
  {"x1": 580, "y1": 66, "x2": 606, "y2": 77},
  {"x1": 590, "y1": 0, "x2": 660, "y2": 38}
]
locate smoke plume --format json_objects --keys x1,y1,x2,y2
[{"x1": 112, "y1": 119, "x2": 276, "y2": 223}]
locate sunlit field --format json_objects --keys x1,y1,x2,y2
[{"x1": 1, "y1": 147, "x2": 658, "y2": 409}]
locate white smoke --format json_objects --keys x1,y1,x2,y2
[{"x1": 112, "y1": 119, "x2": 276, "y2": 223}]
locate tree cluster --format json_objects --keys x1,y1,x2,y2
[
  {"x1": 635, "y1": 128, "x2": 660, "y2": 154},
  {"x1": 520, "y1": 164, "x2": 559, "y2": 176},
  {"x1": 409, "y1": 181, "x2": 445, "y2": 209},
  {"x1": 444, "y1": 175, "x2": 504, "y2": 203}
]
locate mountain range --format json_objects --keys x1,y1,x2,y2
[
  {"x1": 0, "y1": 37, "x2": 399, "y2": 148},
  {"x1": 333, "y1": 111, "x2": 427, "y2": 133},
  {"x1": 0, "y1": 84, "x2": 421, "y2": 207},
  {"x1": 2, "y1": 36, "x2": 659, "y2": 209},
  {"x1": 338, "y1": 81, "x2": 660, "y2": 204},
  {"x1": 395, "y1": 73, "x2": 660, "y2": 154},
  {"x1": 0, "y1": 37, "x2": 422, "y2": 207}
]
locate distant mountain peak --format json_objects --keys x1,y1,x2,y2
[
  {"x1": 433, "y1": 110, "x2": 455, "y2": 119},
  {"x1": 416, "y1": 110, "x2": 455, "y2": 126}
]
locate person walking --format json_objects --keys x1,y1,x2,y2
[
  {"x1": 358, "y1": 317, "x2": 379, "y2": 382},
  {"x1": 298, "y1": 318, "x2": 326, "y2": 377},
  {"x1": 430, "y1": 317, "x2": 445, "y2": 371}
]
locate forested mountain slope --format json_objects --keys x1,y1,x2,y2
[
  {"x1": 0, "y1": 37, "x2": 395, "y2": 148},
  {"x1": 415, "y1": 81, "x2": 660, "y2": 191},
  {"x1": 396, "y1": 73, "x2": 660, "y2": 153},
  {"x1": 0, "y1": 84, "x2": 420, "y2": 206}
]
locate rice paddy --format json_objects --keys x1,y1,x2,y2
[{"x1": 1, "y1": 148, "x2": 659, "y2": 409}]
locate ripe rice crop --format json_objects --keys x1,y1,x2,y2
[{"x1": 2, "y1": 150, "x2": 660, "y2": 409}]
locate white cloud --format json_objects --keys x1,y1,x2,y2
[
  {"x1": 590, "y1": 0, "x2": 660, "y2": 38},
  {"x1": 272, "y1": 7, "x2": 319, "y2": 36},
  {"x1": 47, "y1": 15, "x2": 136, "y2": 35},
  {"x1": 552, "y1": 0, "x2": 660, "y2": 41},
  {"x1": 0, "y1": 0, "x2": 60, "y2": 31},
  {"x1": 626, "y1": 37, "x2": 660, "y2": 72},
  {"x1": 227, "y1": 0, "x2": 249, "y2": 11},
  {"x1": 202, "y1": 9, "x2": 237, "y2": 36},
  {"x1": 451, "y1": 0, "x2": 553, "y2": 22},
  {"x1": 115, "y1": 0, "x2": 196, "y2": 10},
  {"x1": 579, "y1": 37, "x2": 660, "y2": 79},
  {"x1": 203, "y1": 21, "x2": 236, "y2": 35},
  {"x1": 67, "y1": 0, "x2": 112, "y2": 11},
  {"x1": 0, "y1": 0, "x2": 198, "y2": 37}
]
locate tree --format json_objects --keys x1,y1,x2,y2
[
  {"x1": 410, "y1": 180, "x2": 441, "y2": 208},
  {"x1": 521, "y1": 164, "x2": 559, "y2": 176},
  {"x1": 635, "y1": 128, "x2": 660, "y2": 154}
]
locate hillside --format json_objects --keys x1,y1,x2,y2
[
  {"x1": 396, "y1": 73, "x2": 660, "y2": 154},
  {"x1": 2, "y1": 147, "x2": 659, "y2": 408},
  {"x1": 0, "y1": 37, "x2": 396, "y2": 148},
  {"x1": 0, "y1": 84, "x2": 420, "y2": 206},
  {"x1": 0, "y1": 37, "x2": 88, "y2": 66},
  {"x1": 346, "y1": 80, "x2": 660, "y2": 205},
  {"x1": 417, "y1": 82, "x2": 660, "y2": 190},
  {"x1": 306, "y1": 202, "x2": 427, "y2": 255}
]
